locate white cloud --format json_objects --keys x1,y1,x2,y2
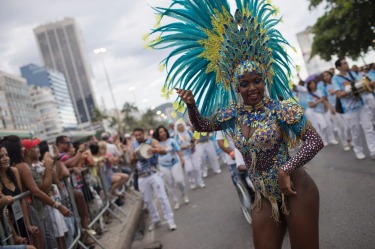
[{"x1": 0, "y1": 0, "x2": 372, "y2": 112}]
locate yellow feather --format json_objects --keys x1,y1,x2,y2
[{"x1": 193, "y1": 131, "x2": 200, "y2": 139}]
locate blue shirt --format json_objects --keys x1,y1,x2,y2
[
  {"x1": 307, "y1": 89, "x2": 326, "y2": 114},
  {"x1": 295, "y1": 85, "x2": 309, "y2": 110},
  {"x1": 332, "y1": 71, "x2": 363, "y2": 113},
  {"x1": 323, "y1": 83, "x2": 336, "y2": 108},
  {"x1": 368, "y1": 69, "x2": 375, "y2": 82},
  {"x1": 158, "y1": 138, "x2": 181, "y2": 167},
  {"x1": 175, "y1": 130, "x2": 193, "y2": 157},
  {"x1": 133, "y1": 138, "x2": 157, "y2": 174}
]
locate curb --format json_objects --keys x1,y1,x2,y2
[{"x1": 117, "y1": 190, "x2": 144, "y2": 249}]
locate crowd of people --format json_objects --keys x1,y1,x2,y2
[
  {"x1": 0, "y1": 132, "x2": 137, "y2": 249},
  {"x1": 293, "y1": 59, "x2": 375, "y2": 160}
]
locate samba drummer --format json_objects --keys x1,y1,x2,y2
[
  {"x1": 333, "y1": 58, "x2": 375, "y2": 160},
  {"x1": 130, "y1": 128, "x2": 177, "y2": 231}
]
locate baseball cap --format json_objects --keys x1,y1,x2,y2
[
  {"x1": 101, "y1": 132, "x2": 110, "y2": 140},
  {"x1": 22, "y1": 138, "x2": 41, "y2": 152}
]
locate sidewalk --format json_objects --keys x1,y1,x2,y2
[{"x1": 97, "y1": 189, "x2": 144, "y2": 249}]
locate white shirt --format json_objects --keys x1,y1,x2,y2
[
  {"x1": 216, "y1": 131, "x2": 236, "y2": 165},
  {"x1": 234, "y1": 149, "x2": 245, "y2": 169}
]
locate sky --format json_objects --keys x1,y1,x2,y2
[{"x1": 0, "y1": 0, "x2": 371, "y2": 111}]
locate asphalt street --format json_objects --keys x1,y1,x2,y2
[{"x1": 146, "y1": 144, "x2": 375, "y2": 249}]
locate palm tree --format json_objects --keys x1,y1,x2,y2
[
  {"x1": 138, "y1": 108, "x2": 163, "y2": 132},
  {"x1": 121, "y1": 102, "x2": 139, "y2": 132}
]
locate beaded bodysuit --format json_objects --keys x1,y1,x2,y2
[{"x1": 187, "y1": 98, "x2": 323, "y2": 222}]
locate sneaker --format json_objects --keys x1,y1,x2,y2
[
  {"x1": 169, "y1": 223, "x2": 177, "y2": 231},
  {"x1": 190, "y1": 184, "x2": 196, "y2": 190},
  {"x1": 199, "y1": 183, "x2": 206, "y2": 188},
  {"x1": 215, "y1": 169, "x2": 222, "y2": 174},
  {"x1": 183, "y1": 195, "x2": 190, "y2": 204},
  {"x1": 174, "y1": 202, "x2": 180, "y2": 210},
  {"x1": 343, "y1": 145, "x2": 351, "y2": 151},
  {"x1": 148, "y1": 220, "x2": 160, "y2": 231},
  {"x1": 370, "y1": 153, "x2": 375, "y2": 160},
  {"x1": 355, "y1": 152, "x2": 366, "y2": 160},
  {"x1": 329, "y1": 139, "x2": 339, "y2": 145},
  {"x1": 323, "y1": 141, "x2": 329, "y2": 147},
  {"x1": 202, "y1": 171, "x2": 208, "y2": 178}
]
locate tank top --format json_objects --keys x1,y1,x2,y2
[{"x1": 133, "y1": 138, "x2": 157, "y2": 175}]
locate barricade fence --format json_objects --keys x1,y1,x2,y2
[{"x1": 0, "y1": 164, "x2": 135, "y2": 249}]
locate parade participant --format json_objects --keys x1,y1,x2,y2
[
  {"x1": 153, "y1": 125, "x2": 189, "y2": 210},
  {"x1": 130, "y1": 128, "x2": 176, "y2": 231},
  {"x1": 216, "y1": 131, "x2": 238, "y2": 186},
  {"x1": 322, "y1": 71, "x2": 351, "y2": 150},
  {"x1": 333, "y1": 58, "x2": 375, "y2": 160},
  {"x1": 148, "y1": 1, "x2": 324, "y2": 248},
  {"x1": 174, "y1": 120, "x2": 205, "y2": 189},
  {"x1": 194, "y1": 132, "x2": 221, "y2": 178},
  {"x1": 307, "y1": 80, "x2": 338, "y2": 146}
]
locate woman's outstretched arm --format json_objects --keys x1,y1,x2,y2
[{"x1": 177, "y1": 89, "x2": 235, "y2": 132}]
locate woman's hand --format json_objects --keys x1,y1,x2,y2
[
  {"x1": 278, "y1": 169, "x2": 297, "y2": 196},
  {"x1": 27, "y1": 225, "x2": 40, "y2": 235},
  {"x1": 175, "y1": 88, "x2": 195, "y2": 105},
  {"x1": 58, "y1": 205, "x2": 72, "y2": 217}
]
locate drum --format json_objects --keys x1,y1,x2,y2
[
  {"x1": 134, "y1": 143, "x2": 153, "y2": 159},
  {"x1": 345, "y1": 77, "x2": 373, "y2": 94}
]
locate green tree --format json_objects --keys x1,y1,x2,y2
[
  {"x1": 309, "y1": 0, "x2": 375, "y2": 61},
  {"x1": 138, "y1": 108, "x2": 163, "y2": 132},
  {"x1": 121, "y1": 102, "x2": 139, "y2": 132},
  {"x1": 91, "y1": 107, "x2": 108, "y2": 130}
]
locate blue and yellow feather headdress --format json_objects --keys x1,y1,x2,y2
[{"x1": 145, "y1": 0, "x2": 296, "y2": 117}]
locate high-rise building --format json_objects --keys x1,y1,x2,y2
[
  {"x1": 29, "y1": 86, "x2": 62, "y2": 140},
  {"x1": 33, "y1": 17, "x2": 97, "y2": 125},
  {"x1": 0, "y1": 71, "x2": 36, "y2": 131},
  {"x1": 296, "y1": 27, "x2": 332, "y2": 76},
  {"x1": 20, "y1": 63, "x2": 78, "y2": 133}
]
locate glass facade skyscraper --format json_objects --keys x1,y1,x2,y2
[
  {"x1": 33, "y1": 18, "x2": 96, "y2": 124},
  {"x1": 20, "y1": 64, "x2": 78, "y2": 131}
]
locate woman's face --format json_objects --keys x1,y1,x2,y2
[
  {"x1": 323, "y1": 72, "x2": 331, "y2": 83},
  {"x1": 177, "y1": 124, "x2": 185, "y2": 133},
  {"x1": 0, "y1": 147, "x2": 10, "y2": 170},
  {"x1": 309, "y1": 81, "x2": 317, "y2": 92},
  {"x1": 99, "y1": 146, "x2": 106, "y2": 155},
  {"x1": 28, "y1": 146, "x2": 40, "y2": 160},
  {"x1": 237, "y1": 71, "x2": 265, "y2": 105},
  {"x1": 158, "y1": 128, "x2": 168, "y2": 141}
]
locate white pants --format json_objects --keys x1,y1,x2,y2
[
  {"x1": 138, "y1": 173, "x2": 174, "y2": 224},
  {"x1": 159, "y1": 162, "x2": 186, "y2": 203},
  {"x1": 306, "y1": 110, "x2": 332, "y2": 144},
  {"x1": 362, "y1": 94, "x2": 375, "y2": 121},
  {"x1": 183, "y1": 154, "x2": 204, "y2": 187},
  {"x1": 195, "y1": 141, "x2": 221, "y2": 174},
  {"x1": 324, "y1": 111, "x2": 349, "y2": 146},
  {"x1": 343, "y1": 106, "x2": 375, "y2": 155}
]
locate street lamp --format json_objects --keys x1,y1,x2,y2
[{"x1": 93, "y1": 48, "x2": 121, "y2": 123}]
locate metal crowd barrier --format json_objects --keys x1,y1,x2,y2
[{"x1": 0, "y1": 165, "x2": 136, "y2": 249}]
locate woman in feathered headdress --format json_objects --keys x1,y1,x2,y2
[{"x1": 147, "y1": 0, "x2": 323, "y2": 248}]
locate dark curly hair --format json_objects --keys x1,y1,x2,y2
[{"x1": 153, "y1": 126, "x2": 170, "y2": 141}]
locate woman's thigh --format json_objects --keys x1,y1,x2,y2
[
  {"x1": 286, "y1": 168, "x2": 319, "y2": 249},
  {"x1": 252, "y1": 197, "x2": 286, "y2": 249}
]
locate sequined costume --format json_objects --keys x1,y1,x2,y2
[{"x1": 187, "y1": 98, "x2": 324, "y2": 222}]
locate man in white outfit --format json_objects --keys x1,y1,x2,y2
[
  {"x1": 194, "y1": 132, "x2": 221, "y2": 177},
  {"x1": 333, "y1": 58, "x2": 375, "y2": 160},
  {"x1": 130, "y1": 128, "x2": 177, "y2": 231}
]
